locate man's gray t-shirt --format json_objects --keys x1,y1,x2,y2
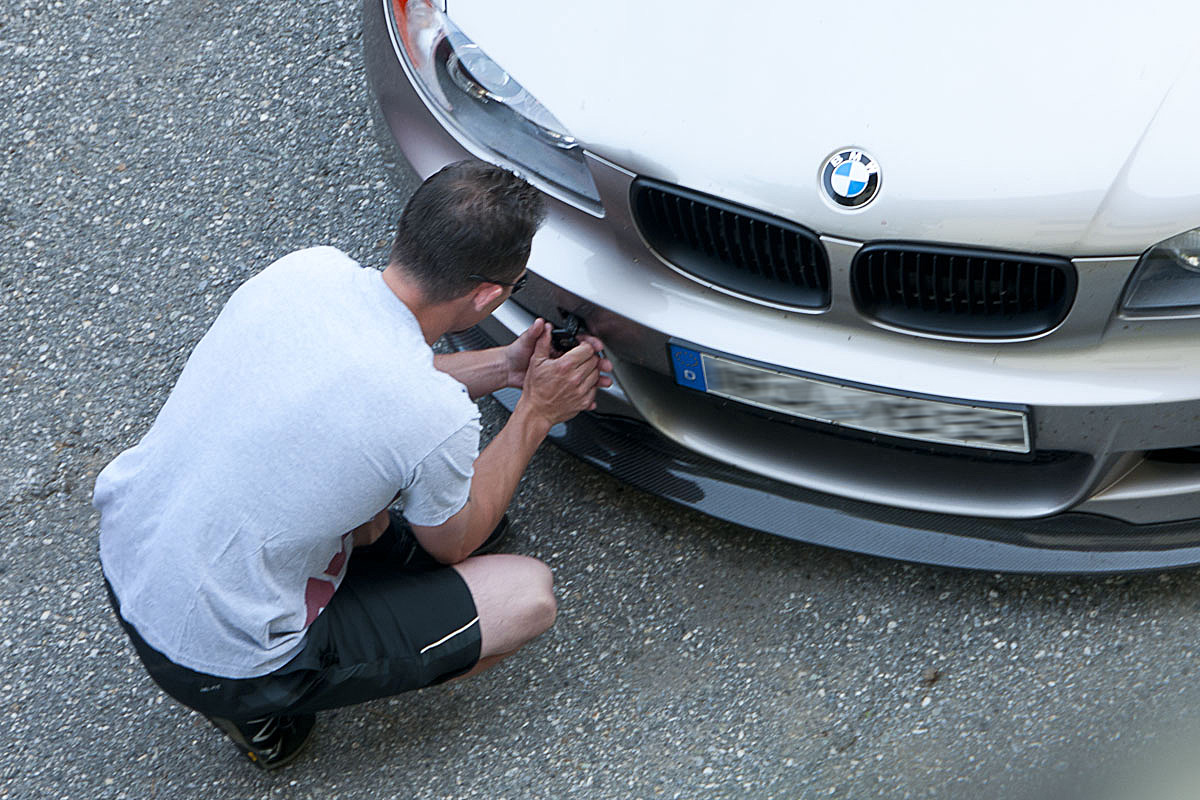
[{"x1": 95, "y1": 247, "x2": 481, "y2": 679}]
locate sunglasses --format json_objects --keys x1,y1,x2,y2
[{"x1": 469, "y1": 272, "x2": 527, "y2": 294}]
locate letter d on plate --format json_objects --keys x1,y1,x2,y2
[{"x1": 670, "y1": 345, "x2": 708, "y2": 391}]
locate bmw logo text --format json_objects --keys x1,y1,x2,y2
[{"x1": 821, "y1": 149, "x2": 881, "y2": 209}]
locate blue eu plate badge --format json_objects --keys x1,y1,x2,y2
[{"x1": 670, "y1": 345, "x2": 707, "y2": 391}]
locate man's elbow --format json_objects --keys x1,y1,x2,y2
[
  {"x1": 415, "y1": 518, "x2": 475, "y2": 565},
  {"x1": 413, "y1": 503, "x2": 495, "y2": 564},
  {"x1": 418, "y1": 532, "x2": 470, "y2": 565},
  {"x1": 432, "y1": 541, "x2": 473, "y2": 566}
]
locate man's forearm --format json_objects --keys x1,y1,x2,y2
[
  {"x1": 411, "y1": 402, "x2": 550, "y2": 563},
  {"x1": 433, "y1": 348, "x2": 509, "y2": 400},
  {"x1": 461, "y1": 404, "x2": 550, "y2": 547},
  {"x1": 415, "y1": 323, "x2": 604, "y2": 563}
]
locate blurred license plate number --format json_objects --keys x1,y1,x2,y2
[{"x1": 669, "y1": 346, "x2": 1029, "y2": 453}]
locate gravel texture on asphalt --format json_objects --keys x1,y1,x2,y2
[{"x1": 3, "y1": 2, "x2": 1200, "y2": 799}]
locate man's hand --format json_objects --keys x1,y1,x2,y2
[
  {"x1": 517, "y1": 324, "x2": 613, "y2": 427},
  {"x1": 503, "y1": 318, "x2": 545, "y2": 389}
]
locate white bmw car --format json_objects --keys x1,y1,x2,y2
[{"x1": 365, "y1": 0, "x2": 1200, "y2": 571}]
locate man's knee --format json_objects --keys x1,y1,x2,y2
[
  {"x1": 513, "y1": 556, "x2": 557, "y2": 636},
  {"x1": 453, "y1": 554, "x2": 557, "y2": 651},
  {"x1": 531, "y1": 568, "x2": 557, "y2": 634}
]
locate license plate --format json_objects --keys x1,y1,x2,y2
[{"x1": 669, "y1": 345, "x2": 1031, "y2": 453}]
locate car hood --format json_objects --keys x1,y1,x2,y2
[{"x1": 449, "y1": 0, "x2": 1200, "y2": 255}]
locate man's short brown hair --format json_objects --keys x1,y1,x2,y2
[{"x1": 389, "y1": 161, "x2": 546, "y2": 303}]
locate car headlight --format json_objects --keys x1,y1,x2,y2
[
  {"x1": 389, "y1": 0, "x2": 603, "y2": 216},
  {"x1": 1122, "y1": 228, "x2": 1200, "y2": 313}
]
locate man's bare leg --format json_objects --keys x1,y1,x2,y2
[{"x1": 451, "y1": 554, "x2": 556, "y2": 678}]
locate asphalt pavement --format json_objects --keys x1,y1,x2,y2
[{"x1": 4, "y1": 2, "x2": 1200, "y2": 799}]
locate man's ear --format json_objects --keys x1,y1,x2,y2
[{"x1": 471, "y1": 283, "x2": 504, "y2": 312}]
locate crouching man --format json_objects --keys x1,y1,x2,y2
[{"x1": 94, "y1": 160, "x2": 611, "y2": 768}]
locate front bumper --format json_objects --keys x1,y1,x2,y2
[
  {"x1": 366, "y1": 0, "x2": 1200, "y2": 571},
  {"x1": 450, "y1": 316, "x2": 1200, "y2": 574}
]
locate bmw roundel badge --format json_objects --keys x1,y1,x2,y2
[{"x1": 821, "y1": 149, "x2": 881, "y2": 209}]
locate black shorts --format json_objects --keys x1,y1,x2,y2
[{"x1": 104, "y1": 524, "x2": 481, "y2": 721}]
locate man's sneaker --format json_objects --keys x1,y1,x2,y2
[
  {"x1": 383, "y1": 508, "x2": 511, "y2": 569},
  {"x1": 209, "y1": 713, "x2": 316, "y2": 770}
]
